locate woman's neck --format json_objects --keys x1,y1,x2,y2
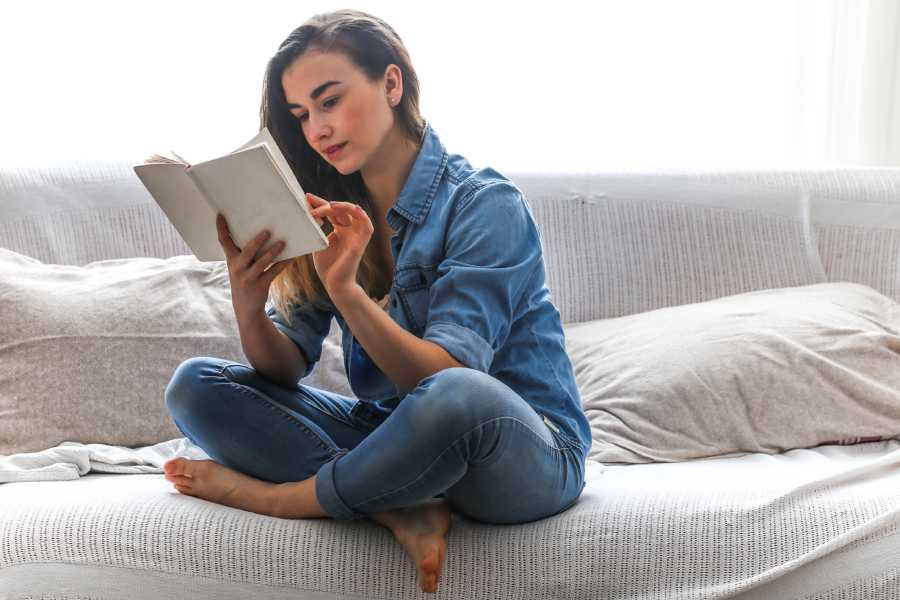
[{"x1": 360, "y1": 124, "x2": 425, "y2": 224}]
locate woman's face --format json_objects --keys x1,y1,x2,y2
[{"x1": 282, "y1": 50, "x2": 398, "y2": 175}]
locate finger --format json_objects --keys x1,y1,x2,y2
[
  {"x1": 216, "y1": 214, "x2": 240, "y2": 259},
  {"x1": 306, "y1": 193, "x2": 329, "y2": 208},
  {"x1": 311, "y1": 203, "x2": 356, "y2": 227},
  {"x1": 334, "y1": 203, "x2": 368, "y2": 227},
  {"x1": 331, "y1": 202, "x2": 367, "y2": 219},
  {"x1": 262, "y1": 257, "x2": 292, "y2": 287},
  {"x1": 310, "y1": 205, "x2": 345, "y2": 227},
  {"x1": 236, "y1": 228, "x2": 272, "y2": 271},
  {"x1": 249, "y1": 239, "x2": 286, "y2": 279}
]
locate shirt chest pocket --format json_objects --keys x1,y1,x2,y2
[{"x1": 393, "y1": 264, "x2": 438, "y2": 335}]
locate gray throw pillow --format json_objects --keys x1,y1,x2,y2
[
  {"x1": 0, "y1": 249, "x2": 351, "y2": 455},
  {"x1": 564, "y1": 282, "x2": 900, "y2": 464}
]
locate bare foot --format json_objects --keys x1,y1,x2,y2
[
  {"x1": 163, "y1": 457, "x2": 279, "y2": 517},
  {"x1": 372, "y1": 499, "x2": 451, "y2": 594}
]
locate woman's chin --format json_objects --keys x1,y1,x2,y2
[{"x1": 335, "y1": 161, "x2": 361, "y2": 176}]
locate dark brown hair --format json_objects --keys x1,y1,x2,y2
[{"x1": 259, "y1": 9, "x2": 426, "y2": 325}]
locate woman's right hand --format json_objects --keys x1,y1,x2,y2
[{"x1": 216, "y1": 213, "x2": 292, "y2": 320}]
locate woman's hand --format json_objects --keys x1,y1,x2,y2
[
  {"x1": 306, "y1": 192, "x2": 373, "y2": 297},
  {"x1": 216, "y1": 213, "x2": 293, "y2": 321}
]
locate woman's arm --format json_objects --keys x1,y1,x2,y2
[
  {"x1": 331, "y1": 285, "x2": 464, "y2": 395},
  {"x1": 237, "y1": 310, "x2": 308, "y2": 388}
]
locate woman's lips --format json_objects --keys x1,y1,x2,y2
[{"x1": 325, "y1": 142, "x2": 347, "y2": 159}]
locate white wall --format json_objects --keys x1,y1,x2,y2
[{"x1": 2, "y1": 0, "x2": 896, "y2": 172}]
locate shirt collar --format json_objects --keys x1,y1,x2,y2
[{"x1": 386, "y1": 120, "x2": 448, "y2": 231}]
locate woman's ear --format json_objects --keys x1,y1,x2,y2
[{"x1": 383, "y1": 64, "x2": 403, "y2": 104}]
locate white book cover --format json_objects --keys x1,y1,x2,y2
[{"x1": 133, "y1": 127, "x2": 329, "y2": 262}]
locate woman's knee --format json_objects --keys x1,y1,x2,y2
[
  {"x1": 164, "y1": 356, "x2": 227, "y2": 419},
  {"x1": 406, "y1": 367, "x2": 515, "y2": 430}
]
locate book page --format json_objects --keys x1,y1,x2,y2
[
  {"x1": 186, "y1": 146, "x2": 328, "y2": 263},
  {"x1": 132, "y1": 163, "x2": 225, "y2": 261},
  {"x1": 223, "y1": 128, "x2": 312, "y2": 221},
  {"x1": 142, "y1": 154, "x2": 184, "y2": 166}
]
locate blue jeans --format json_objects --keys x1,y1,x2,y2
[{"x1": 164, "y1": 357, "x2": 587, "y2": 524}]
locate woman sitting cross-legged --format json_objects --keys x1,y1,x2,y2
[{"x1": 162, "y1": 8, "x2": 591, "y2": 595}]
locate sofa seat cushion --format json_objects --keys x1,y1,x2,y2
[{"x1": 4, "y1": 441, "x2": 900, "y2": 599}]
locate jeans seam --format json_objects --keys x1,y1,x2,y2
[
  {"x1": 541, "y1": 413, "x2": 585, "y2": 454},
  {"x1": 295, "y1": 390, "x2": 369, "y2": 434},
  {"x1": 357, "y1": 415, "x2": 564, "y2": 508},
  {"x1": 223, "y1": 364, "x2": 370, "y2": 437},
  {"x1": 218, "y1": 365, "x2": 340, "y2": 455}
]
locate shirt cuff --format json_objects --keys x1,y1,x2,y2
[{"x1": 423, "y1": 321, "x2": 494, "y2": 373}]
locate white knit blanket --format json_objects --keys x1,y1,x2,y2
[{"x1": 0, "y1": 438, "x2": 212, "y2": 482}]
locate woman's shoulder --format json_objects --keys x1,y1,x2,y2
[{"x1": 443, "y1": 157, "x2": 526, "y2": 212}]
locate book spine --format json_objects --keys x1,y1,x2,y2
[{"x1": 186, "y1": 168, "x2": 220, "y2": 215}]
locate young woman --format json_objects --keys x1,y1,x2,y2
[{"x1": 162, "y1": 9, "x2": 590, "y2": 594}]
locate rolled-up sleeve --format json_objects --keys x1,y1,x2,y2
[
  {"x1": 266, "y1": 298, "x2": 334, "y2": 379},
  {"x1": 423, "y1": 181, "x2": 542, "y2": 373}
]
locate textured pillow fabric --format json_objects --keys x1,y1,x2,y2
[
  {"x1": 564, "y1": 282, "x2": 900, "y2": 464},
  {"x1": 0, "y1": 249, "x2": 351, "y2": 456}
]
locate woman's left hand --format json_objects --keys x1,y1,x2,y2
[{"x1": 306, "y1": 192, "x2": 374, "y2": 297}]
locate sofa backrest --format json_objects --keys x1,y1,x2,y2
[{"x1": 2, "y1": 160, "x2": 899, "y2": 323}]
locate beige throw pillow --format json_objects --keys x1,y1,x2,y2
[
  {"x1": 564, "y1": 282, "x2": 900, "y2": 464},
  {"x1": 0, "y1": 249, "x2": 350, "y2": 455}
]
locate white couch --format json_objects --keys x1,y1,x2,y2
[{"x1": 3, "y1": 160, "x2": 900, "y2": 599}]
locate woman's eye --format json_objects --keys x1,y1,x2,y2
[{"x1": 297, "y1": 98, "x2": 338, "y2": 123}]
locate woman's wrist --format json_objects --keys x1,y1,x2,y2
[{"x1": 327, "y1": 282, "x2": 367, "y2": 310}]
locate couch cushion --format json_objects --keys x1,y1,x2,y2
[
  {"x1": 4, "y1": 440, "x2": 900, "y2": 599},
  {"x1": 0, "y1": 249, "x2": 351, "y2": 455},
  {"x1": 564, "y1": 281, "x2": 900, "y2": 464},
  {"x1": 6, "y1": 161, "x2": 900, "y2": 325},
  {"x1": 681, "y1": 168, "x2": 900, "y2": 305},
  {"x1": 516, "y1": 174, "x2": 828, "y2": 322},
  {"x1": 0, "y1": 159, "x2": 191, "y2": 266}
]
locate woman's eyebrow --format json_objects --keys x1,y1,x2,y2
[{"x1": 286, "y1": 81, "x2": 342, "y2": 109}]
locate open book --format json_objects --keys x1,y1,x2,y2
[{"x1": 133, "y1": 127, "x2": 329, "y2": 262}]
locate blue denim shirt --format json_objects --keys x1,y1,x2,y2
[{"x1": 266, "y1": 121, "x2": 591, "y2": 457}]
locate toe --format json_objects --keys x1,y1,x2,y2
[
  {"x1": 168, "y1": 458, "x2": 196, "y2": 479},
  {"x1": 423, "y1": 572, "x2": 437, "y2": 593},
  {"x1": 167, "y1": 474, "x2": 193, "y2": 487},
  {"x1": 419, "y1": 548, "x2": 440, "y2": 592}
]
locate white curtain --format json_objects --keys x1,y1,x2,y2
[
  {"x1": 1, "y1": 0, "x2": 898, "y2": 171},
  {"x1": 795, "y1": 0, "x2": 900, "y2": 166}
]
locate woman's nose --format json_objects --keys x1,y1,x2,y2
[{"x1": 308, "y1": 114, "x2": 331, "y2": 142}]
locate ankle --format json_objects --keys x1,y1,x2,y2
[{"x1": 370, "y1": 508, "x2": 403, "y2": 531}]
